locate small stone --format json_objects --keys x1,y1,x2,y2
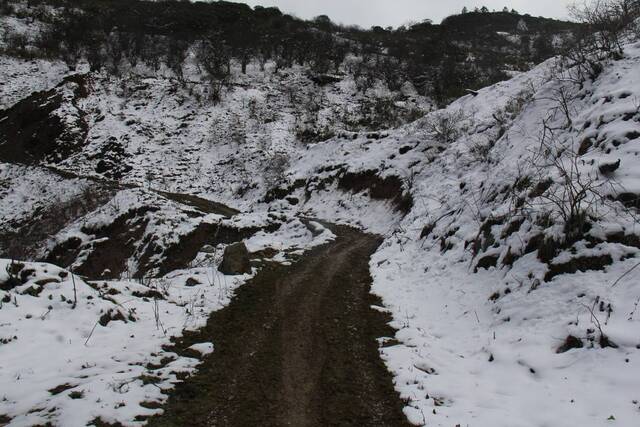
[
  {"x1": 556, "y1": 335, "x2": 583, "y2": 353},
  {"x1": 185, "y1": 277, "x2": 201, "y2": 287}
]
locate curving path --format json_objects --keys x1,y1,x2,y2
[{"x1": 149, "y1": 224, "x2": 410, "y2": 427}]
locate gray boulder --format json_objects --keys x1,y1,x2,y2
[{"x1": 218, "y1": 242, "x2": 252, "y2": 275}]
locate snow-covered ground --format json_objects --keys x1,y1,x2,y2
[
  {"x1": 2, "y1": 6, "x2": 640, "y2": 426},
  {"x1": 281, "y1": 40, "x2": 640, "y2": 426},
  {"x1": 0, "y1": 217, "x2": 334, "y2": 426}
]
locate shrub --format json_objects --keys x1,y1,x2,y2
[
  {"x1": 3, "y1": 30, "x2": 29, "y2": 56},
  {"x1": 295, "y1": 126, "x2": 335, "y2": 144},
  {"x1": 421, "y1": 109, "x2": 468, "y2": 144},
  {"x1": 492, "y1": 85, "x2": 535, "y2": 129},
  {"x1": 568, "y1": 0, "x2": 640, "y2": 60},
  {"x1": 524, "y1": 130, "x2": 608, "y2": 242},
  {"x1": 1, "y1": 0, "x2": 574, "y2": 106},
  {"x1": 0, "y1": 0, "x2": 14, "y2": 16},
  {"x1": 196, "y1": 36, "x2": 232, "y2": 103},
  {"x1": 263, "y1": 153, "x2": 290, "y2": 188},
  {"x1": 469, "y1": 139, "x2": 496, "y2": 163}
]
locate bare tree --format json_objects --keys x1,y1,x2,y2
[
  {"x1": 569, "y1": 0, "x2": 640, "y2": 59},
  {"x1": 197, "y1": 34, "x2": 231, "y2": 103}
]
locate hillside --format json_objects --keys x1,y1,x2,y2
[
  {"x1": 1, "y1": 0, "x2": 640, "y2": 426},
  {"x1": 0, "y1": 0, "x2": 578, "y2": 105},
  {"x1": 282, "y1": 39, "x2": 640, "y2": 425}
]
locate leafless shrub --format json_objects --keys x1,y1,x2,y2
[
  {"x1": 469, "y1": 139, "x2": 496, "y2": 163},
  {"x1": 421, "y1": 109, "x2": 468, "y2": 145},
  {"x1": 230, "y1": 114, "x2": 247, "y2": 146},
  {"x1": 263, "y1": 153, "x2": 290, "y2": 189},
  {"x1": 570, "y1": 0, "x2": 640, "y2": 54},
  {"x1": 550, "y1": 1, "x2": 639, "y2": 85},
  {"x1": 2, "y1": 30, "x2": 29, "y2": 56},
  {"x1": 541, "y1": 85, "x2": 578, "y2": 129},
  {"x1": 0, "y1": 1, "x2": 14, "y2": 16},
  {"x1": 582, "y1": 298, "x2": 617, "y2": 348},
  {"x1": 564, "y1": 0, "x2": 640, "y2": 81},
  {"x1": 295, "y1": 124, "x2": 335, "y2": 144},
  {"x1": 523, "y1": 124, "x2": 612, "y2": 241},
  {"x1": 152, "y1": 297, "x2": 166, "y2": 334},
  {"x1": 557, "y1": 37, "x2": 606, "y2": 83},
  {"x1": 166, "y1": 37, "x2": 189, "y2": 83},
  {"x1": 492, "y1": 84, "x2": 536, "y2": 136},
  {"x1": 3, "y1": 260, "x2": 22, "y2": 290}
]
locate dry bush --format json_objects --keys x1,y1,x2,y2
[
  {"x1": 567, "y1": 0, "x2": 640, "y2": 63},
  {"x1": 263, "y1": 153, "x2": 290, "y2": 189},
  {"x1": 520, "y1": 124, "x2": 616, "y2": 242},
  {"x1": 2, "y1": 29, "x2": 29, "y2": 56},
  {"x1": 421, "y1": 109, "x2": 469, "y2": 144},
  {"x1": 492, "y1": 84, "x2": 536, "y2": 131},
  {"x1": 196, "y1": 36, "x2": 232, "y2": 103},
  {"x1": 469, "y1": 139, "x2": 496, "y2": 163},
  {"x1": 553, "y1": 1, "x2": 640, "y2": 85}
]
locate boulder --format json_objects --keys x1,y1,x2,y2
[{"x1": 218, "y1": 242, "x2": 251, "y2": 275}]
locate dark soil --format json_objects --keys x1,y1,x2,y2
[
  {"x1": 615, "y1": 192, "x2": 640, "y2": 210},
  {"x1": 545, "y1": 254, "x2": 614, "y2": 282},
  {"x1": 338, "y1": 170, "x2": 413, "y2": 214},
  {"x1": 0, "y1": 185, "x2": 114, "y2": 261},
  {"x1": 136, "y1": 221, "x2": 278, "y2": 279},
  {"x1": 46, "y1": 206, "x2": 156, "y2": 279},
  {"x1": 264, "y1": 168, "x2": 413, "y2": 215},
  {"x1": 475, "y1": 253, "x2": 499, "y2": 272},
  {"x1": 156, "y1": 191, "x2": 240, "y2": 218},
  {"x1": 0, "y1": 79, "x2": 87, "y2": 165},
  {"x1": 148, "y1": 225, "x2": 410, "y2": 427}
]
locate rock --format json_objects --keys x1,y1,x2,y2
[
  {"x1": 599, "y1": 159, "x2": 621, "y2": 175},
  {"x1": 420, "y1": 223, "x2": 435, "y2": 239},
  {"x1": 474, "y1": 253, "x2": 499, "y2": 272},
  {"x1": 556, "y1": 335, "x2": 583, "y2": 353},
  {"x1": 578, "y1": 137, "x2": 594, "y2": 155},
  {"x1": 185, "y1": 277, "x2": 200, "y2": 287},
  {"x1": 399, "y1": 145, "x2": 413, "y2": 155},
  {"x1": 309, "y1": 74, "x2": 342, "y2": 85},
  {"x1": 250, "y1": 247, "x2": 278, "y2": 259},
  {"x1": 218, "y1": 242, "x2": 252, "y2": 275},
  {"x1": 95, "y1": 159, "x2": 110, "y2": 173},
  {"x1": 201, "y1": 245, "x2": 217, "y2": 254}
]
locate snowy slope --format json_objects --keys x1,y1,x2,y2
[
  {"x1": 0, "y1": 217, "x2": 334, "y2": 426},
  {"x1": 277, "y1": 41, "x2": 640, "y2": 426},
  {"x1": 1, "y1": 9, "x2": 640, "y2": 427}
]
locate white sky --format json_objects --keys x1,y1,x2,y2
[{"x1": 229, "y1": 0, "x2": 576, "y2": 28}]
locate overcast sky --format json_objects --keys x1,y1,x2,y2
[{"x1": 229, "y1": 0, "x2": 576, "y2": 28}]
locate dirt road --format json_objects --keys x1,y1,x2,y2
[{"x1": 149, "y1": 224, "x2": 410, "y2": 427}]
